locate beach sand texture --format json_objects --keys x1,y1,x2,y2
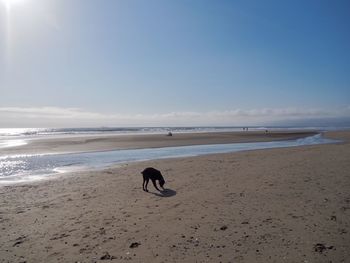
[{"x1": 0, "y1": 131, "x2": 349, "y2": 262}]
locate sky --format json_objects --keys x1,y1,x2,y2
[{"x1": 0, "y1": 0, "x2": 349, "y2": 127}]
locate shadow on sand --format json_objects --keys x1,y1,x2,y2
[{"x1": 151, "y1": 188, "x2": 177, "y2": 197}]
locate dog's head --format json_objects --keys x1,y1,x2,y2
[{"x1": 159, "y1": 178, "x2": 165, "y2": 188}]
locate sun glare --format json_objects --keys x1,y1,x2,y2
[{"x1": 1, "y1": 0, "x2": 26, "y2": 10}]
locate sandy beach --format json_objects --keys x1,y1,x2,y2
[{"x1": 0, "y1": 131, "x2": 349, "y2": 262}]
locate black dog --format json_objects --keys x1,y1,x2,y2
[{"x1": 141, "y1": 167, "x2": 165, "y2": 192}]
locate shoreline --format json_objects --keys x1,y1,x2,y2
[{"x1": 0, "y1": 132, "x2": 331, "y2": 184}]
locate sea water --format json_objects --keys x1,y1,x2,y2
[
  {"x1": 0, "y1": 126, "x2": 343, "y2": 139},
  {"x1": 0, "y1": 134, "x2": 340, "y2": 184}
]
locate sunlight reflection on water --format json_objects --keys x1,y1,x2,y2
[{"x1": 0, "y1": 139, "x2": 27, "y2": 148}]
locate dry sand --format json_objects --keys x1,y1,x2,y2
[{"x1": 0, "y1": 131, "x2": 349, "y2": 262}]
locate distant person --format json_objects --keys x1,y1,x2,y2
[{"x1": 167, "y1": 131, "x2": 173, "y2": 136}]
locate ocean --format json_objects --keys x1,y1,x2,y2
[
  {"x1": 0, "y1": 126, "x2": 343, "y2": 139},
  {"x1": 0, "y1": 127, "x2": 243, "y2": 137}
]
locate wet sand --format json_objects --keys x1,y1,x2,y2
[
  {"x1": 0, "y1": 131, "x2": 349, "y2": 262},
  {"x1": 1, "y1": 130, "x2": 317, "y2": 155}
]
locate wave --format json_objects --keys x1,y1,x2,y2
[
  {"x1": 0, "y1": 127, "x2": 252, "y2": 137},
  {"x1": 1, "y1": 126, "x2": 347, "y2": 138}
]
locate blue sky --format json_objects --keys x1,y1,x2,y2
[{"x1": 0, "y1": 0, "x2": 349, "y2": 127}]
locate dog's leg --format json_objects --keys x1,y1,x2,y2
[
  {"x1": 142, "y1": 177, "x2": 146, "y2": 191},
  {"x1": 151, "y1": 179, "x2": 161, "y2": 191},
  {"x1": 145, "y1": 178, "x2": 149, "y2": 192}
]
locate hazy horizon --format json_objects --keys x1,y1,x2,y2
[{"x1": 1, "y1": 0, "x2": 349, "y2": 127}]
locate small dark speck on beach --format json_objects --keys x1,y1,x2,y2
[
  {"x1": 100, "y1": 252, "x2": 116, "y2": 260},
  {"x1": 220, "y1": 226, "x2": 228, "y2": 231},
  {"x1": 13, "y1": 236, "x2": 26, "y2": 247},
  {"x1": 129, "y1": 242, "x2": 141, "y2": 248},
  {"x1": 339, "y1": 229, "x2": 347, "y2": 234},
  {"x1": 314, "y1": 243, "x2": 334, "y2": 253}
]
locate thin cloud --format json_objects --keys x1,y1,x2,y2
[{"x1": 0, "y1": 106, "x2": 349, "y2": 127}]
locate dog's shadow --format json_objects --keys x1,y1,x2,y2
[{"x1": 151, "y1": 188, "x2": 177, "y2": 198}]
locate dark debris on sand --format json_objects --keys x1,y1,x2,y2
[
  {"x1": 314, "y1": 243, "x2": 334, "y2": 253},
  {"x1": 129, "y1": 242, "x2": 141, "y2": 248},
  {"x1": 100, "y1": 252, "x2": 116, "y2": 260},
  {"x1": 13, "y1": 235, "x2": 26, "y2": 247}
]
